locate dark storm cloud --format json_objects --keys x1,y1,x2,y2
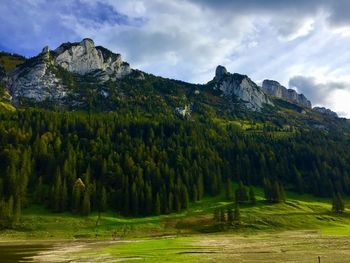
[
  {"x1": 289, "y1": 76, "x2": 349, "y2": 106},
  {"x1": 188, "y1": 0, "x2": 350, "y2": 26}
]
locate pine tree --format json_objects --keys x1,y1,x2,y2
[
  {"x1": 72, "y1": 184, "x2": 81, "y2": 213},
  {"x1": 227, "y1": 206, "x2": 234, "y2": 225},
  {"x1": 234, "y1": 203, "x2": 241, "y2": 224},
  {"x1": 213, "y1": 208, "x2": 220, "y2": 222},
  {"x1": 249, "y1": 186, "x2": 256, "y2": 204},
  {"x1": 82, "y1": 191, "x2": 91, "y2": 216},
  {"x1": 332, "y1": 193, "x2": 345, "y2": 213},
  {"x1": 13, "y1": 196, "x2": 21, "y2": 224},
  {"x1": 154, "y1": 193, "x2": 161, "y2": 215},
  {"x1": 61, "y1": 179, "x2": 68, "y2": 212},
  {"x1": 99, "y1": 187, "x2": 107, "y2": 212},
  {"x1": 53, "y1": 171, "x2": 62, "y2": 212},
  {"x1": 180, "y1": 185, "x2": 189, "y2": 209},
  {"x1": 279, "y1": 183, "x2": 286, "y2": 202},
  {"x1": 35, "y1": 177, "x2": 44, "y2": 203},
  {"x1": 235, "y1": 181, "x2": 249, "y2": 204},
  {"x1": 220, "y1": 207, "x2": 226, "y2": 222},
  {"x1": 263, "y1": 178, "x2": 272, "y2": 201},
  {"x1": 225, "y1": 178, "x2": 233, "y2": 200},
  {"x1": 145, "y1": 184, "x2": 153, "y2": 215}
]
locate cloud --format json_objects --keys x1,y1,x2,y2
[
  {"x1": 1, "y1": 0, "x2": 350, "y2": 116},
  {"x1": 273, "y1": 18, "x2": 315, "y2": 41},
  {"x1": 289, "y1": 76, "x2": 350, "y2": 117},
  {"x1": 0, "y1": 0, "x2": 136, "y2": 56}
]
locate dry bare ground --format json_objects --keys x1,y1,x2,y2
[{"x1": 196, "y1": 231, "x2": 350, "y2": 263}]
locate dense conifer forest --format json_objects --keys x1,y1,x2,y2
[{"x1": 1, "y1": 108, "x2": 349, "y2": 227}]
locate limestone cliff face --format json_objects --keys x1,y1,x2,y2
[
  {"x1": 6, "y1": 39, "x2": 132, "y2": 104},
  {"x1": 7, "y1": 48, "x2": 66, "y2": 104},
  {"x1": 313, "y1": 107, "x2": 338, "y2": 118},
  {"x1": 54, "y1": 38, "x2": 131, "y2": 79},
  {"x1": 214, "y1": 66, "x2": 272, "y2": 111},
  {"x1": 262, "y1": 79, "x2": 311, "y2": 108}
]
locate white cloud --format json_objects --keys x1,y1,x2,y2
[{"x1": 2, "y1": 0, "x2": 350, "y2": 116}]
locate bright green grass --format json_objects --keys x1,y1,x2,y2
[
  {"x1": 98, "y1": 237, "x2": 201, "y2": 263},
  {"x1": 2, "y1": 186, "x2": 350, "y2": 240}
]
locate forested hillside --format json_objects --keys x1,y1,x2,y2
[{"x1": 0, "y1": 107, "x2": 349, "y2": 227}]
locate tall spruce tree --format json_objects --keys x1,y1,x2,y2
[
  {"x1": 227, "y1": 206, "x2": 234, "y2": 225},
  {"x1": 249, "y1": 186, "x2": 256, "y2": 204},
  {"x1": 234, "y1": 203, "x2": 241, "y2": 224},
  {"x1": 332, "y1": 193, "x2": 345, "y2": 213}
]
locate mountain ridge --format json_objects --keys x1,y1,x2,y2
[{"x1": 0, "y1": 39, "x2": 344, "y2": 120}]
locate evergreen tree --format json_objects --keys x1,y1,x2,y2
[
  {"x1": 235, "y1": 181, "x2": 249, "y2": 204},
  {"x1": 154, "y1": 193, "x2": 161, "y2": 215},
  {"x1": 72, "y1": 179, "x2": 84, "y2": 213},
  {"x1": 225, "y1": 178, "x2": 233, "y2": 200},
  {"x1": 249, "y1": 186, "x2": 256, "y2": 204},
  {"x1": 213, "y1": 208, "x2": 220, "y2": 222},
  {"x1": 227, "y1": 206, "x2": 234, "y2": 225},
  {"x1": 220, "y1": 207, "x2": 226, "y2": 223},
  {"x1": 61, "y1": 179, "x2": 68, "y2": 211},
  {"x1": 82, "y1": 191, "x2": 91, "y2": 216},
  {"x1": 263, "y1": 178, "x2": 272, "y2": 201},
  {"x1": 234, "y1": 203, "x2": 241, "y2": 224},
  {"x1": 99, "y1": 186, "x2": 107, "y2": 212},
  {"x1": 180, "y1": 185, "x2": 189, "y2": 209},
  {"x1": 271, "y1": 181, "x2": 281, "y2": 203},
  {"x1": 53, "y1": 170, "x2": 62, "y2": 212},
  {"x1": 14, "y1": 197, "x2": 21, "y2": 223},
  {"x1": 332, "y1": 193, "x2": 345, "y2": 213}
]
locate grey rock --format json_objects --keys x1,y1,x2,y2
[
  {"x1": 6, "y1": 39, "x2": 133, "y2": 104},
  {"x1": 262, "y1": 79, "x2": 312, "y2": 108},
  {"x1": 215, "y1": 65, "x2": 228, "y2": 80},
  {"x1": 175, "y1": 104, "x2": 192, "y2": 117},
  {"x1": 42, "y1": 46, "x2": 50, "y2": 54},
  {"x1": 214, "y1": 66, "x2": 272, "y2": 111},
  {"x1": 313, "y1": 107, "x2": 338, "y2": 118},
  {"x1": 7, "y1": 52, "x2": 66, "y2": 105},
  {"x1": 54, "y1": 39, "x2": 131, "y2": 80}
]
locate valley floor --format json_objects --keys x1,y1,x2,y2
[
  {"x1": 1, "y1": 231, "x2": 350, "y2": 262},
  {"x1": 1, "y1": 189, "x2": 350, "y2": 262}
]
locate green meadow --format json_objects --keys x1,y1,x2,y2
[{"x1": 2, "y1": 187, "x2": 350, "y2": 262}]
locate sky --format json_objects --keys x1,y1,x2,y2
[{"x1": 1, "y1": 0, "x2": 350, "y2": 117}]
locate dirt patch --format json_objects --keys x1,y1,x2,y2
[
  {"x1": 194, "y1": 231, "x2": 350, "y2": 263},
  {"x1": 30, "y1": 240, "x2": 140, "y2": 262}
]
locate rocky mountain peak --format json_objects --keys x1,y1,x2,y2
[
  {"x1": 262, "y1": 79, "x2": 312, "y2": 108},
  {"x1": 81, "y1": 38, "x2": 95, "y2": 50},
  {"x1": 41, "y1": 46, "x2": 50, "y2": 54},
  {"x1": 5, "y1": 39, "x2": 133, "y2": 104},
  {"x1": 313, "y1": 107, "x2": 338, "y2": 118},
  {"x1": 215, "y1": 65, "x2": 228, "y2": 80},
  {"x1": 53, "y1": 38, "x2": 131, "y2": 77},
  {"x1": 213, "y1": 66, "x2": 272, "y2": 111}
]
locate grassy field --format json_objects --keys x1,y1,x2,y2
[
  {"x1": 2, "y1": 187, "x2": 350, "y2": 240},
  {"x1": 2, "y1": 188, "x2": 350, "y2": 262}
]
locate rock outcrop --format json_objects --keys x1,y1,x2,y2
[
  {"x1": 7, "y1": 49, "x2": 66, "y2": 104},
  {"x1": 262, "y1": 79, "x2": 311, "y2": 108},
  {"x1": 213, "y1": 65, "x2": 272, "y2": 111},
  {"x1": 313, "y1": 107, "x2": 338, "y2": 118},
  {"x1": 54, "y1": 39, "x2": 131, "y2": 79},
  {"x1": 6, "y1": 39, "x2": 132, "y2": 104}
]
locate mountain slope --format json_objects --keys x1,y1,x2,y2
[{"x1": 0, "y1": 39, "x2": 349, "y2": 226}]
